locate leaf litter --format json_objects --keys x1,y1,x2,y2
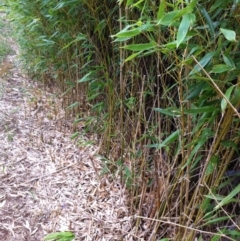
[{"x1": 0, "y1": 53, "x2": 135, "y2": 240}]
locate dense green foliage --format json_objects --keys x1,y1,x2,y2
[
  {"x1": 2, "y1": 0, "x2": 240, "y2": 240},
  {"x1": 0, "y1": 9, "x2": 13, "y2": 62}
]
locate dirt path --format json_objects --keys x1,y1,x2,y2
[{"x1": 0, "y1": 19, "x2": 132, "y2": 241}]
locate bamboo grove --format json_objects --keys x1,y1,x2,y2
[{"x1": 3, "y1": 0, "x2": 240, "y2": 240}]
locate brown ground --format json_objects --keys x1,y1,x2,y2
[{"x1": 0, "y1": 22, "x2": 133, "y2": 241}]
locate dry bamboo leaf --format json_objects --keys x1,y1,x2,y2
[{"x1": 0, "y1": 51, "x2": 133, "y2": 241}]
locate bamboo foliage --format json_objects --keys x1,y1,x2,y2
[{"x1": 4, "y1": 0, "x2": 240, "y2": 239}]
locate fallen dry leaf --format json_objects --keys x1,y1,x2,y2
[{"x1": 0, "y1": 50, "x2": 134, "y2": 241}]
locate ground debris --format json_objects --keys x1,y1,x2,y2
[{"x1": 0, "y1": 55, "x2": 132, "y2": 241}]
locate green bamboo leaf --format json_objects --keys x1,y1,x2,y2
[
  {"x1": 192, "y1": 112, "x2": 214, "y2": 134},
  {"x1": 112, "y1": 28, "x2": 141, "y2": 38},
  {"x1": 220, "y1": 28, "x2": 237, "y2": 42},
  {"x1": 211, "y1": 64, "x2": 234, "y2": 73},
  {"x1": 200, "y1": 196, "x2": 214, "y2": 213},
  {"x1": 205, "y1": 194, "x2": 230, "y2": 201},
  {"x1": 199, "y1": 237, "x2": 203, "y2": 241},
  {"x1": 211, "y1": 233, "x2": 222, "y2": 241},
  {"x1": 221, "y1": 229, "x2": 240, "y2": 236},
  {"x1": 189, "y1": 51, "x2": 216, "y2": 76},
  {"x1": 94, "y1": 19, "x2": 106, "y2": 34},
  {"x1": 112, "y1": 22, "x2": 152, "y2": 41},
  {"x1": 26, "y1": 18, "x2": 40, "y2": 28},
  {"x1": 43, "y1": 231, "x2": 75, "y2": 241},
  {"x1": 53, "y1": 2, "x2": 65, "y2": 10},
  {"x1": 67, "y1": 102, "x2": 79, "y2": 109},
  {"x1": 162, "y1": 41, "x2": 177, "y2": 49},
  {"x1": 185, "y1": 82, "x2": 209, "y2": 100},
  {"x1": 113, "y1": 37, "x2": 132, "y2": 42},
  {"x1": 157, "y1": 0, "x2": 165, "y2": 20},
  {"x1": 138, "y1": 21, "x2": 153, "y2": 31},
  {"x1": 126, "y1": 0, "x2": 133, "y2": 6},
  {"x1": 198, "y1": 5, "x2": 215, "y2": 35},
  {"x1": 221, "y1": 85, "x2": 235, "y2": 113},
  {"x1": 147, "y1": 130, "x2": 181, "y2": 149},
  {"x1": 131, "y1": 0, "x2": 144, "y2": 8},
  {"x1": 154, "y1": 108, "x2": 180, "y2": 117},
  {"x1": 204, "y1": 216, "x2": 231, "y2": 225},
  {"x1": 124, "y1": 51, "x2": 143, "y2": 62},
  {"x1": 122, "y1": 42, "x2": 156, "y2": 51},
  {"x1": 77, "y1": 72, "x2": 93, "y2": 83},
  {"x1": 221, "y1": 140, "x2": 239, "y2": 155},
  {"x1": 175, "y1": 7, "x2": 194, "y2": 19},
  {"x1": 184, "y1": 139, "x2": 207, "y2": 169},
  {"x1": 215, "y1": 184, "x2": 240, "y2": 210},
  {"x1": 223, "y1": 54, "x2": 236, "y2": 68},
  {"x1": 71, "y1": 132, "x2": 79, "y2": 140},
  {"x1": 231, "y1": 86, "x2": 240, "y2": 105},
  {"x1": 188, "y1": 0, "x2": 198, "y2": 10},
  {"x1": 205, "y1": 155, "x2": 219, "y2": 176},
  {"x1": 184, "y1": 106, "x2": 217, "y2": 114},
  {"x1": 177, "y1": 13, "x2": 195, "y2": 48},
  {"x1": 158, "y1": 10, "x2": 180, "y2": 26},
  {"x1": 210, "y1": 0, "x2": 227, "y2": 12},
  {"x1": 61, "y1": 33, "x2": 86, "y2": 50}
]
